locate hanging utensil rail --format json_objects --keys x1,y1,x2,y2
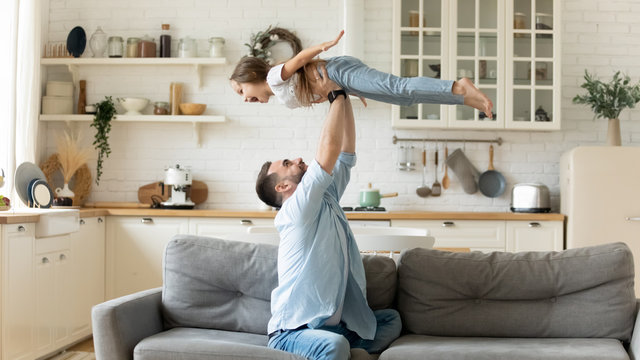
[{"x1": 392, "y1": 135, "x2": 503, "y2": 146}]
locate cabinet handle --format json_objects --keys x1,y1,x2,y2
[
  {"x1": 98, "y1": 217, "x2": 104, "y2": 223},
  {"x1": 59, "y1": 254, "x2": 66, "y2": 261},
  {"x1": 626, "y1": 217, "x2": 640, "y2": 221},
  {"x1": 79, "y1": 219, "x2": 86, "y2": 225},
  {"x1": 141, "y1": 218, "x2": 154, "y2": 224},
  {"x1": 442, "y1": 221, "x2": 455, "y2": 227},
  {"x1": 18, "y1": 225, "x2": 25, "y2": 232},
  {"x1": 42, "y1": 257, "x2": 49, "y2": 264},
  {"x1": 240, "y1": 219, "x2": 253, "y2": 226},
  {"x1": 528, "y1": 222, "x2": 541, "y2": 228}
]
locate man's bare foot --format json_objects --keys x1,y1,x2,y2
[{"x1": 452, "y1": 78, "x2": 494, "y2": 119}]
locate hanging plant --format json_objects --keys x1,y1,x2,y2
[{"x1": 91, "y1": 96, "x2": 116, "y2": 185}]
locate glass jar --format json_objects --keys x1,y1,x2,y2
[
  {"x1": 126, "y1": 37, "x2": 140, "y2": 57},
  {"x1": 89, "y1": 26, "x2": 107, "y2": 57},
  {"x1": 208, "y1": 37, "x2": 225, "y2": 57},
  {"x1": 153, "y1": 101, "x2": 169, "y2": 115},
  {"x1": 108, "y1": 36, "x2": 123, "y2": 58},
  {"x1": 514, "y1": 12, "x2": 526, "y2": 38},
  {"x1": 138, "y1": 35, "x2": 157, "y2": 58},
  {"x1": 178, "y1": 37, "x2": 197, "y2": 58}
]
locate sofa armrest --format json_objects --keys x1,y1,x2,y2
[
  {"x1": 92, "y1": 287, "x2": 164, "y2": 360},
  {"x1": 628, "y1": 299, "x2": 640, "y2": 360}
]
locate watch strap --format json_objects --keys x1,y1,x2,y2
[{"x1": 328, "y1": 89, "x2": 347, "y2": 103}]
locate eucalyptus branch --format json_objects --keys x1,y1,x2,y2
[
  {"x1": 573, "y1": 70, "x2": 640, "y2": 120},
  {"x1": 91, "y1": 96, "x2": 116, "y2": 185}
]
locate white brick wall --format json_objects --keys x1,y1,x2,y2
[{"x1": 42, "y1": 0, "x2": 640, "y2": 211}]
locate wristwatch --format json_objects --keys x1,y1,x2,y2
[{"x1": 327, "y1": 89, "x2": 347, "y2": 104}]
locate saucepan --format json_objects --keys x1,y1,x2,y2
[{"x1": 360, "y1": 183, "x2": 398, "y2": 207}]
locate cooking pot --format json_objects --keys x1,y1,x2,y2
[{"x1": 360, "y1": 183, "x2": 398, "y2": 207}]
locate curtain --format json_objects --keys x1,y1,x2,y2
[{"x1": 0, "y1": 0, "x2": 41, "y2": 205}]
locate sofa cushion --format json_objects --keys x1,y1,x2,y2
[
  {"x1": 162, "y1": 235, "x2": 397, "y2": 334},
  {"x1": 397, "y1": 242, "x2": 636, "y2": 340},
  {"x1": 363, "y1": 254, "x2": 397, "y2": 310},
  {"x1": 134, "y1": 327, "x2": 304, "y2": 360},
  {"x1": 379, "y1": 334, "x2": 630, "y2": 360}
]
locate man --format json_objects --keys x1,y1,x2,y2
[{"x1": 255, "y1": 66, "x2": 401, "y2": 360}]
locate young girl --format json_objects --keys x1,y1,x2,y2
[{"x1": 230, "y1": 29, "x2": 493, "y2": 118}]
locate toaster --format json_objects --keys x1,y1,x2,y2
[{"x1": 510, "y1": 183, "x2": 551, "y2": 213}]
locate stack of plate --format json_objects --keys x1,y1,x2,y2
[{"x1": 15, "y1": 162, "x2": 54, "y2": 208}]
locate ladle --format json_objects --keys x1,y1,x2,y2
[{"x1": 416, "y1": 146, "x2": 431, "y2": 197}]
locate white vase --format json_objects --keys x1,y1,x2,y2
[
  {"x1": 55, "y1": 183, "x2": 75, "y2": 198},
  {"x1": 89, "y1": 26, "x2": 108, "y2": 58},
  {"x1": 607, "y1": 118, "x2": 622, "y2": 146}
]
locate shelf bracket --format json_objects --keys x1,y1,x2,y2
[
  {"x1": 67, "y1": 64, "x2": 79, "y2": 88},
  {"x1": 194, "y1": 64, "x2": 203, "y2": 90},
  {"x1": 193, "y1": 122, "x2": 202, "y2": 147}
]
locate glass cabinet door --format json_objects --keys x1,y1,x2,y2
[
  {"x1": 392, "y1": 0, "x2": 448, "y2": 128},
  {"x1": 506, "y1": 0, "x2": 560, "y2": 130},
  {"x1": 449, "y1": 0, "x2": 504, "y2": 129}
]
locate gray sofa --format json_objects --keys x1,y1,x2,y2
[{"x1": 93, "y1": 235, "x2": 640, "y2": 360}]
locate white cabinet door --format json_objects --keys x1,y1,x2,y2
[
  {"x1": 33, "y1": 234, "x2": 73, "y2": 356},
  {"x1": 106, "y1": 216, "x2": 188, "y2": 299},
  {"x1": 505, "y1": 220, "x2": 563, "y2": 252},
  {"x1": 68, "y1": 216, "x2": 105, "y2": 339},
  {"x1": 188, "y1": 217, "x2": 275, "y2": 241},
  {"x1": 391, "y1": 219, "x2": 506, "y2": 252},
  {"x1": 1, "y1": 223, "x2": 36, "y2": 360}
]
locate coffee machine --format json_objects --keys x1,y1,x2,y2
[{"x1": 161, "y1": 164, "x2": 195, "y2": 209}]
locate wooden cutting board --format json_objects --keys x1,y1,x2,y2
[
  {"x1": 138, "y1": 182, "x2": 171, "y2": 205},
  {"x1": 137, "y1": 180, "x2": 208, "y2": 205},
  {"x1": 189, "y1": 180, "x2": 208, "y2": 204}
]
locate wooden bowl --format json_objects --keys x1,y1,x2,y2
[{"x1": 179, "y1": 103, "x2": 207, "y2": 115}]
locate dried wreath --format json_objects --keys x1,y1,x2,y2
[{"x1": 244, "y1": 26, "x2": 302, "y2": 64}]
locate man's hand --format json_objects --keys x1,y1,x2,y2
[{"x1": 309, "y1": 64, "x2": 342, "y2": 104}]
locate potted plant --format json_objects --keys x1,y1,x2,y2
[
  {"x1": 91, "y1": 96, "x2": 116, "y2": 185},
  {"x1": 573, "y1": 70, "x2": 640, "y2": 146}
]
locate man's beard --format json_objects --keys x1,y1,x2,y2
[{"x1": 283, "y1": 171, "x2": 304, "y2": 185}]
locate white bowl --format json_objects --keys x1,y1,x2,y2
[{"x1": 119, "y1": 97, "x2": 149, "y2": 115}]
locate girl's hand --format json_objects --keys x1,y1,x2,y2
[
  {"x1": 356, "y1": 96, "x2": 367, "y2": 107},
  {"x1": 320, "y1": 30, "x2": 345, "y2": 52}
]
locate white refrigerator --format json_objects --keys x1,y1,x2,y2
[{"x1": 560, "y1": 146, "x2": 640, "y2": 296}]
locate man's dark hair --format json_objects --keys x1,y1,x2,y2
[{"x1": 256, "y1": 161, "x2": 282, "y2": 208}]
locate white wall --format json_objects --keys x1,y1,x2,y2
[{"x1": 42, "y1": 0, "x2": 640, "y2": 211}]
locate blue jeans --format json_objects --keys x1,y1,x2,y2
[
  {"x1": 267, "y1": 309, "x2": 402, "y2": 360},
  {"x1": 325, "y1": 56, "x2": 464, "y2": 106}
]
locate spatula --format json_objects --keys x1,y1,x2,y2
[
  {"x1": 431, "y1": 148, "x2": 441, "y2": 196},
  {"x1": 416, "y1": 148, "x2": 431, "y2": 197}
]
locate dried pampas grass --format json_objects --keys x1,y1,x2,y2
[{"x1": 55, "y1": 130, "x2": 93, "y2": 184}]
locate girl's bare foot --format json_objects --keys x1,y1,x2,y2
[{"x1": 453, "y1": 78, "x2": 494, "y2": 119}]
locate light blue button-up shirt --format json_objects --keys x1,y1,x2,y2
[{"x1": 268, "y1": 152, "x2": 376, "y2": 340}]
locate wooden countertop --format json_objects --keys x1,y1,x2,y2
[{"x1": 1, "y1": 207, "x2": 565, "y2": 224}]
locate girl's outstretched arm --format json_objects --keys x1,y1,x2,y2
[{"x1": 280, "y1": 30, "x2": 344, "y2": 81}]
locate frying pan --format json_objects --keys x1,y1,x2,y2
[{"x1": 478, "y1": 145, "x2": 506, "y2": 197}]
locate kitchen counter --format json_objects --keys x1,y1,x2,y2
[{"x1": 1, "y1": 207, "x2": 565, "y2": 223}]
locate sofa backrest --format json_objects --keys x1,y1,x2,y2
[
  {"x1": 397, "y1": 242, "x2": 636, "y2": 341},
  {"x1": 161, "y1": 235, "x2": 397, "y2": 335}
]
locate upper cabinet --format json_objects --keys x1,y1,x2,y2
[{"x1": 392, "y1": 0, "x2": 561, "y2": 130}]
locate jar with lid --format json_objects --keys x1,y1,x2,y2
[
  {"x1": 208, "y1": 37, "x2": 225, "y2": 57},
  {"x1": 108, "y1": 36, "x2": 123, "y2": 58},
  {"x1": 126, "y1": 37, "x2": 140, "y2": 57},
  {"x1": 89, "y1": 26, "x2": 108, "y2": 57},
  {"x1": 178, "y1": 37, "x2": 197, "y2": 58},
  {"x1": 153, "y1": 101, "x2": 169, "y2": 115},
  {"x1": 138, "y1": 35, "x2": 157, "y2": 58},
  {"x1": 160, "y1": 24, "x2": 171, "y2": 57},
  {"x1": 514, "y1": 12, "x2": 527, "y2": 37}
]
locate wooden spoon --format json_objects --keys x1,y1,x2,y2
[{"x1": 442, "y1": 146, "x2": 450, "y2": 189}]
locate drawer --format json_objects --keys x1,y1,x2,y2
[
  {"x1": 392, "y1": 219, "x2": 506, "y2": 251},
  {"x1": 5, "y1": 223, "x2": 34, "y2": 235}
]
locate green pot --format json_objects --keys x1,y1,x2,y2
[{"x1": 359, "y1": 184, "x2": 398, "y2": 207}]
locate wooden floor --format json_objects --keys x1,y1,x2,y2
[{"x1": 69, "y1": 338, "x2": 94, "y2": 353}]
